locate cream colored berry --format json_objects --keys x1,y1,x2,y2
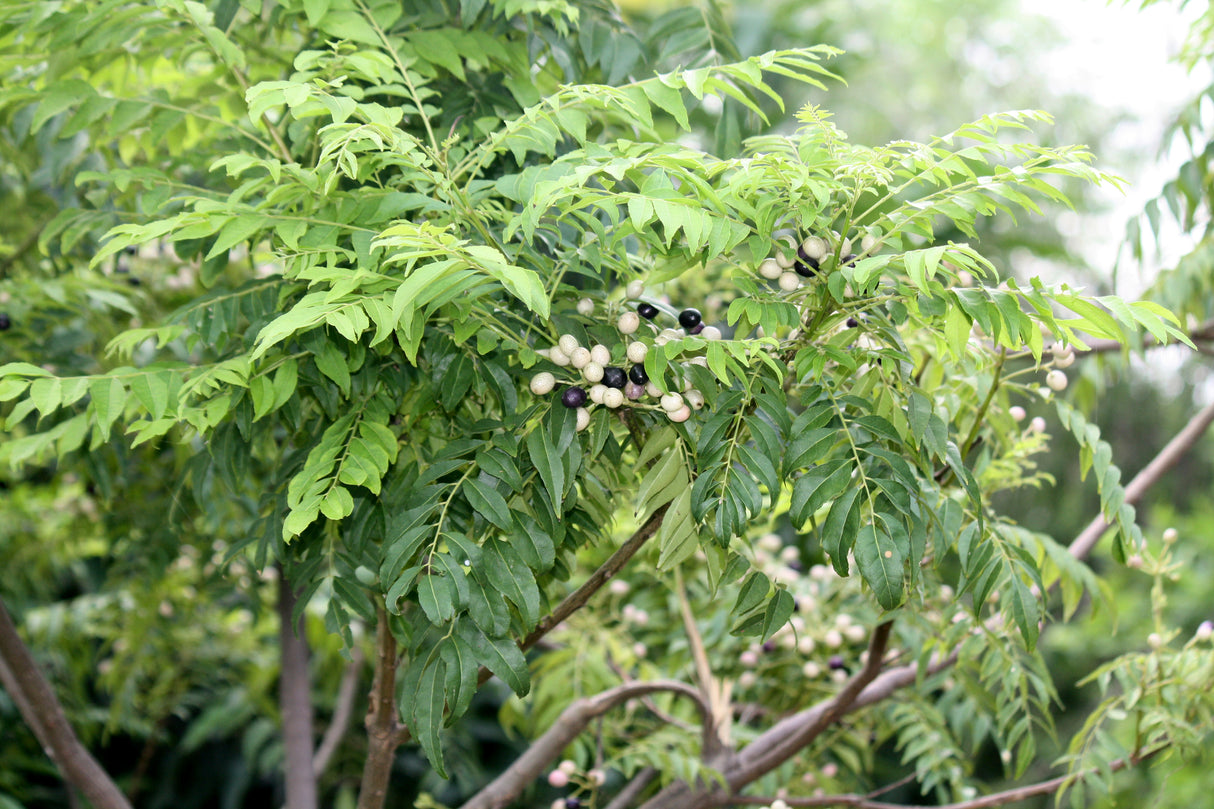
[
  {"x1": 759, "y1": 258, "x2": 783, "y2": 279},
  {"x1": 626, "y1": 279, "x2": 645, "y2": 299},
  {"x1": 582, "y1": 362, "x2": 604, "y2": 383},
  {"x1": 603, "y1": 388, "x2": 625, "y2": 408},
  {"x1": 558, "y1": 334, "x2": 579, "y2": 355},
  {"x1": 548, "y1": 347, "x2": 570, "y2": 366},
  {"x1": 661, "y1": 392, "x2": 684, "y2": 412},
  {"x1": 530, "y1": 372, "x2": 556, "y2": 395},
  {"x1": 801, "y1": 236, "x2": 827, "y2": 260},
  {"x1": 577, "y1": 297, "x2": 594, "y2": 315},
  {"x1": 588, "y1": 384, "x2": 607, "y2": 404},
  {"x1": 590, "y1": 344, "x2": 611, "y2": 365},
  {"x1": 1046, "y1": 369, "x2": 1068, "y2": 391},
  {"x1": 627, "y1": 341, "x2": 648, "y2": 363},
  {"x1": 669, "y1": 405, "x2": 691, "y2": 423},
  {"x1": 569, "y1": 346, "x2": 591, "y2": 369},
  {"x1": 778, "y1": 272, "x2": 800, "y2": 291},
  {"x1": 575, "y1": 407, "x2": 591, "y2": 431},
  {"x1": 701, "y1": 325, "x2": 722, "y2": 340},
  {"x1": 618, "y1": 312, "x2": 640, "y2": 334},
  {"x1": 685, "y1": 390, "x2": 705, "y2": 410}
]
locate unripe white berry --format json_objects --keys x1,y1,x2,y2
[
  {"x1": 588, "y1": 768, "x2": 607, "y2": 786},
  {"x1": 1030, "y1": 416, "x2": 1047, "y2": 433},
  {"x1": 957, "y1": 270, "x2": 974, "y2": 287},
  {"x1": 778, "y1": 272, "x2": 800, "y2": 291},
  {"x1": 626, "y1": 279, "x2": 645, "y2": 299},
  {"x1": 802, "y1": 660, "x2": 821, "y2": 678},
  {"x1": 738, "y1": 671, "x2": 757, "y2": 688},
  {"x1": 740, "y1": 650, "x2": 759, "y2": 667},
  {"x1": 627, "y1": 341, "x2": 648, "y2": 363},
  {"x1": 669, "y1": 405, "x2": 691, "y2": 423},
  {"x1": 860, "y1": 233, "x2": 878, "y2": 254},
  {"x1": 549, "y1": 347, "x2": 570, "y2": 366},
  {"x1": 1054, "y1": 351, "x2": 1075, "y2": 369},
  {"x1": 759, "y1": 258, "x2": 783, "y2": 279},
  {"x1": 609, "y1": 579, "x2": 630, "y2": 595},
  {"x1": 589, "y1": 344, "x2": 611, "y2": 365},
  {"x1": 582, "y1": 362, "x2": 604, "y2": 383},
  {"x1": 775, "y1": 251, "x2": 794, "y2": 269},
  {"x1": 1046, "y1": 369, "x2": 1068, "y2": 391},
  {"x1": 603, "y1": 388, "x2": 625, "y2": 408},
  {"x1": 802, "y1": 236, "x2": 827, "y2": 260},
  {"x1": 1196, "y1": 620, "x2": 1213, "y2": 641},
  {"x1": 685, "y1": 390, "x2": 705, "y2": 410},
  {"x1": 530, "y1": 372, "x2": 556, "y2": 395},
  {"x1": 701, "y1": 325, "x2": 722, "y2": 340},
  {"x1": 558, "y1": 334, "x2": 579, "y2": 355},
  {"x1": 559, "y1": 759, "x2": 578, "y2": 775},
  {"x1": 1009, "y1": 406, "x2": 1027, "y2": 422},
  {"x1": 1163, "y1": 527, "x2": 1178, "y2": 544},
  {"x1": 824, "y1": 629, "x2": 843, "y2": 648},
  {"x1": 1148, "y1": 632, "x2": 1164, "y2": 650},
  {"x1": 797, "y1": 636, "x2": 815, "y2": 654},
  {"x1": 1126, "y1": 554, "x2": 1144, "y2": 569},
  {"x1": 575, "y1": 407, "x2": 590, "y2": 431},
  {"x1": 547, "y1": 770, "x2": 569, "y2": 788},
  {"x1": 645, "y1": 382, "x2": 661, "y2": 397},
  {"x1": 844, "y1": 624, "x2": 867, "y2": 643},
  {"x1": 569, "y1": 346, "x2": 592, "y2": 369},
  {"x1": 588, "y1": 383, "x2": 607, "y2": 404},
  {"x1": 618, "y1": 312, "x2": 640, "y2": 334},
  {"x1": 577, "y1": 297, "x2": 594, "y2": 316},
  {"x1": 839, "y1": 237, "x2": 852, "y2": 256},
  {"x1": 661, "y1": 392, "x2": 684, "y2": 412}
]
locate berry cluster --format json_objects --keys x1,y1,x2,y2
[
  {"x1": 756, "y1": 232, "x2": 878, "y2": 292},
  {"x1": 529, "y1": 281, "x2": 719, "y2": 430}
]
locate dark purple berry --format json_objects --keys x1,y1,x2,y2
[
  {"x1": 636, "y1": 302, "x2": 659, "y2": 320},
  {"x1": 762, "y1": 641, "x2": 777, "y2": 653},
  {"x1": 842, "y1": 253, "x2": 858, "y2": 267},
  {"x1": 828, "y1": 655, "x2": 846, "y2": 670},
  {"x1": 565, "y1": 800, "x2": 582, "y2": 809},
  {"x1": 561, "y1": 387, "x2": 587, "y2": 408},
  {"x1": 0, "y1": 314, "x2": 10, "y2": 331},
  {"x1": 846, "y1": 317, "x2": 859, "y2": 328},
  {"x1": 677, "y1": 308, "x2": 702, "y2": 329},
  {"x1": 628, "y1": 365, "x2": 649, "y2": 385},
  {"x1": 794, "y1": 256, "x2": 819, "y2": 277},
  {"x1": 601, "y1": 367, "x2": 627, "y2": 389},
  {"x1": 689, "y1": 322, "x2": 705, "y2": 335}
]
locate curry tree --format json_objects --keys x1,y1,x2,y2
[{"x1": 1, "y1": 1, "x2": 1212, "y2": 808}]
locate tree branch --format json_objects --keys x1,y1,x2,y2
[
  {"x1": 278, "y1": 573, "x2": 319, "y2": 809},
  {"x1": 357, "y1": 605, "x2": 404, "y2": 809},
  {"x1": 314, "y1": 644, "x2": 365, "y2": 775},
  {"x1": 727, "y1": 745, "x2": 1162, "y2": 808},
  {"x1": 1068, "y1": 398, "x2": 1214, "y2": 559},
  {"x1": 459, "y1": 680, "x2": 712, "y2": 809},
  {"x1": 1078, "y1": 319, "x2": 1214, "y2": 354},
  {"x1": 0, "y1": 597, "x2": 133, "y2": 809},
  {"x1": 604, "y1": 767, "x2": 658, "y2": 809}
]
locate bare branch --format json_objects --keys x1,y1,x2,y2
[
  {"x1": 460, "y1": 680, "x2": 711, "y2": 809},
  {"x1": 1069, "y1": 398, "x2": 1214, "y2": 559},
  {"x1": 0, "y1": 597, "x2": 133, "y2": 809},
  {"x1": 357, "y1": 605, "x2": 404, "y2": 809},
  {"x1": 314, "y1": 645, "x2": 366, "y2": 775},
  {"x1": 604, "y1": 767, "x2": 659, "y2": 809},
  {"x1": 727, "y1": 744, "x2": 1161, "y2": 808}
]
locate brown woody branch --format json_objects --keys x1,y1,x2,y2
[
  {"x1": 728, "y1": 744, "x2": 1161, "y2": 808},
  {"x1": 357, "y1": 605, "x2": 405, "y2": 809},
  {"x1": 0, "y1": 597, "x2": 133, "y2": 809},
  {"x1": 1068, "y1": 398, "x2": 1214, "y2": 559},
  {"x1": 314, "y1": 644, "x2": 365, "y2": 775},
  {"x1": 278, "y1": 574, "x2": 319, "y2": 809},
  {"x1": 459, "y1": 679, "x2": 712, "y2": 809}
]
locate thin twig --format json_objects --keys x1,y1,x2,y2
[
  {"x1": 314, "y1": 645, "x2": 366, "y2": 775},
  {"x1": 604, "y1": 767, "x2": 659, "y2": 809}
]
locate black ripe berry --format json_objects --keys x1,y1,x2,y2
[
  {"x1": 688, "y1": 322, "x2": 704, "y2": 335},
  {"x1": 762, "y1": 640, "x2": 777, "y2": 653},
  {"x1": 828, "y1": 655, "x2": 846, "y2": 671},
  {"x1": 565, "y1": 800, "x2": 582, "y2": 809},
  {"x1": 636, "y1": 302, "x2": 659, "y2": 320},
  {"x1": 846, "y1": 317, "x2": 859, "y2": 328},
  {"x1": 794, "y1": 256, "x2": 819, "y2": 277},
  {"x1": 842, "y1": 253, "x2": 858, "y2": 267},
  {"x1": 561, "y1": 387, "x2": 588, "y2": 408},
  {"x1": 0, "y1": 313, "x2": 10, "y2": 331},
  {"x1": 601, "y1": 367, "x2": 627, "y2": 389},
  {"x1": 628, "y1": 365, "x2": 649, "y2": 385},
  {"x1": 677, "y1": 308, "x2": 702, "y2": 329}
]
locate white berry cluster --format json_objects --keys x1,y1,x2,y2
[
  {"x1": 756, "y1": 231, "x2": 879, "y2": 292},
  {"x1": 527, "y1": 280, "x2": 724, "y2": 430}
]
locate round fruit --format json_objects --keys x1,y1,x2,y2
[
  {"x1": 558, "y1": 760, "x2": 578, "y2": 775},
  {"x1": 645, "y1": 382, "x2": 661, "y2": 398},
  {"x1": 828, "y1": 655, "x2": 846, "y2": 671},
  {"x1": 637, "y1": 302, "x2": 659, "y2": 320},
  {"x1": 660, "y1": 392, "x2": 684, "y2": 412},
  {"x1": 565, "y1": 799, "x2": 582, "y2": 809},
  {"x1": 569, "y1": 347, "x2": 592, "y2": 369},
  {"x1": 759, "y1": 258, "x2": 783, "y2": 279},
  {"x1": 778, "y1": 272, "x2": 800, "y2": 292},
  {"x1": 618, "y1": 312, "x2": 640, "y2": 334},
  {"x1": 588, "y1": 383, "x2": 608, "y2": 404},
  {"x1": 800, "y1": 236, "x2": 827, "y2": 261},
  {"x1": 628, "y1": 364, "x2": 649, "y2": 385},
  {"x1": 530, "y1": 372, "x2": 556, "y2": 395},
  {"x1": 794, "y1": 257, "x2": 820, "y2": 278},
  {"x1": 678, "y1": 308, "x2": 702, "y2": 329},
  {"x1": 669, "y1": 405, "x2": 691, "y2": 423},
  {"x1": 626, "y1": 279, "x2": 645, "y2": 299},
  {"x1": 845, "y1": 317, "x2": 859, "y2": 328},
  {"x1": 603, "y1": 388, "x2": 625, "y2": 408},
  {"x1": 582, "y1": 362, "x2": 604, "y2": 383},
  {"x1": 625, "y1": 381, "x2": 645, "y2": 400},
  {"x1": 601, "y1": 366, "x2": 626, "y2": 389},
  {"x1": 701, "y1": 325, "x2": 722, "y2": 340},
  {"x1": 1046, "y1": 369, "x2": 1068, "y2": 391},
  {"x1": 860, "y1": 233, "x2": 878, "y2": 254},
  {"x1": 684, "y1": 390, "x2": 705, "y2": 410},
  {"x1": 0, "y1": 313, "x2": 10, "y2": 331},
  {"x1": 558, "y1": 334, "x2": 579, "y2": 355},
  {"x1": 547, "y1": 770, "x2": 569, "y2": 788},
  {"x1": 589, "y1": 344, "x2": 611, "y2": 365},
  {"x1": 1009, "y1": 405, "x2": 1027, "y2": 422},
  {"x1": 576, "y1": 297, "x2": 594, "y2": 316},
  {"x1": 841, "y1": 253, "x2": 858, "y2": 267},
  {"x1": 688, "y1": 322, "x2": 704, "y2": 335},
  {"x1": 626, "y1": 341, "x2": 648, "y2": 363},
  {"x1": 548, "y1": 347, "x2": 571, "y2": 367},
  {"x1": 562, "y1": 387, "x2": 588, "y2": 408}
]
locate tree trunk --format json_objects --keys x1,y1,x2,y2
[{"x1": 278, "y1": 573, "x2": 319, "y2": 809}]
